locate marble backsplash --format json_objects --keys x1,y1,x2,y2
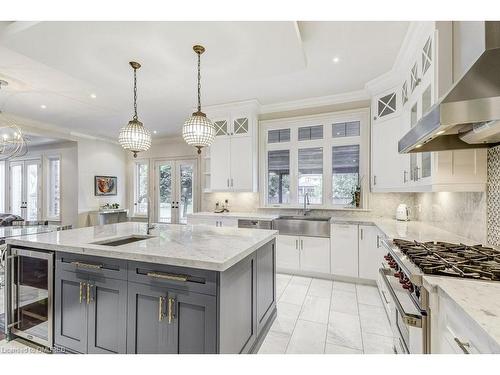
[{"x1": 414, "y1": 192, "x2": 487, "y2": 244}]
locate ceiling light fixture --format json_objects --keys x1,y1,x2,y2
[
  {"x1": 332, "y1": 57, "x2": 340, "y2": 63},
  {"x1": 40, "y1": 104, "x2": 47, "y2": 109},
  {"x1": 182, "y1": 45, "x2": 215, "y2": 154},
  {"x1": 0, "y1": 80, "x2": 29, "y2": 160},
  {"x1": 118, "y1": 61, "x2": 152, "y2": 158},
  {"x1": 90, "y1": 93, "x2": 97, "y2": 99},
  {"x1": 436, "y1": 130, "x2": 445, "y2": 135}
]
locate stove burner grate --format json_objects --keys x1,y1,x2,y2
[{"x1": 393, "y1": 239, "x2": 500, "y2": 281}]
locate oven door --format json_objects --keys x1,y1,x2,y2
[
  {"x1": 8, "y1": 247, "x2": 53, "y2": 348},
  {"x1": 378, "y1": 267, "x2": 426, "y2": 354}
]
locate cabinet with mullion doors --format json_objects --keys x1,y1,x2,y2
[{"x1": 204, "y1": 101, "x2": 259, "y2": 192}]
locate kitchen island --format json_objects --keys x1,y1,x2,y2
[{"x1": 4, "y1": 222, "x2": 278, "y2": 354}]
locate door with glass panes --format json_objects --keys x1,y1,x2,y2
[
  {"x1": 154, "y1": 159, "x2": 197, "y2": 224},
  {"x1": 9, "y1": 160, "x2": 42, "y2": 221}
]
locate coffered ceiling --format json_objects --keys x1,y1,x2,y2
[{"x1": 0, "y1": 21, "x2": 409, "y2": 139}]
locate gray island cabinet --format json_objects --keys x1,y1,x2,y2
[{"x1": 51, "y1": 238, "x2": 276, "y2": 354}]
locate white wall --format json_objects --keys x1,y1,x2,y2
[{"x1": 77, "y1": 138, "x2": 128, "y2": 226}]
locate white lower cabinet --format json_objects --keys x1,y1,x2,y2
[
  {"x1": 276, "y1": 235, "x2": 300, "y2": 270},
  {"x1": 358, "y1": 225, "x2": 385, "y2": 280},
  {"x1": 330, "y1": 224, "x2": 358, "y2": 278},
  {"x1": 432, "y1": 292, "x2": 499, "y2": 354},
  {"x1": 330, "y1": 223, "x2": 384, "y2": 280},
  {"x1": 276, "y1": 235, "x2": 330, "y2": 274}
]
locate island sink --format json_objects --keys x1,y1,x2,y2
[{"x1": 91, "y1": 235, "x2": 154, "y2": 247}]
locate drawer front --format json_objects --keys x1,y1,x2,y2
[
  {"x1": 128, "y1": 261, "x2": 217, "y2": 296},
  {"x1": 56, "y1": 253, "x2": 128, "y2": 280}
]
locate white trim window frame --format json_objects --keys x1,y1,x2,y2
[
  {"x1": 133, "y1": 159, "x2": 149, "y2": 217},
  {"x1": 45, "y1": 154, "x2": 61, "y2": 221},
  {"x1": 259, "y1": 109, "x2": 370, "y2": 209}
]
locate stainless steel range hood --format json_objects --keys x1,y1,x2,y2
[{"x1": 399, "y1": 22, "x2": 500, "y2": 153}]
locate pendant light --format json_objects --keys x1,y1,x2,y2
[
  {"x1": 0, "y1": 80, "x2": 28, "y2": 160},
  {"x1": 182, "y1": 45, "x2": 215, "y2": 154},
  {"x1": 119, "y1": 61, "x2": 152, "y2": 158}
]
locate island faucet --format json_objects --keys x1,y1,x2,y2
[
  {"x1": 147, "y1": 197, "x2": 155, "y2": 235},
  {"x1": 303, "y1": 192, "x2": 311, "y2": 216}
]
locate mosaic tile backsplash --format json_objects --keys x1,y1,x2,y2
[{"x1": 487, "y1": 145, "x2": 500, "y2": 246}]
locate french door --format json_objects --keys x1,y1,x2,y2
[
  {"x1": 154, "y1": 159, "x2": 197, "y2": 224},
  {"x1": 9, "y1": 160, "x2": 42, "y2": 221}
]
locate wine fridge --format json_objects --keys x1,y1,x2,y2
[{"x1": 5, "y1": 247, "x2": 53, "y2": 348}]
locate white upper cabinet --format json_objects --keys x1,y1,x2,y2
[
  {"x1": 369, "y1": 23, "x2": 487, "y2": 193},
  {"x1": 203, "y1": 101, "x2": 259, "y2": 192}
]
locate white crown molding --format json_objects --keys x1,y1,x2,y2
[
  {"x1": 365, "y1": 21, "x2": 435, "y2": 95},
  {"x1": 260, "y1": 89, "x2": 370, "y2": 114},
  {"x1": 202, "y1": 99, "x2": 261, "y2": 113}
]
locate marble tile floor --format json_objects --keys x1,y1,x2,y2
[
  {"x1": 0, "y1": 274, "x2": 396, "y2": 354},
  {"x1": 258, "y1": 274, "x2": 397, "y2": 354}
]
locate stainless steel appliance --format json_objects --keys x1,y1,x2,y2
[
  {"x1": 5, "y1": 247, "x2": 54, "y2": 348},
  {"x1": 273, "y1": 216, "x2": 330, "y2": 238},
  {"x1": 237, "y1": 219, "x2": 273, "y2": 230},
  {"x1": 378, "y1": 237, "x2": 500, "y2": 354},
  {"x1": 399, "y1": 21, "x2": 500, "y2": 153}
]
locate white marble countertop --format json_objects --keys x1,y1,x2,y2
[
  {"x1": 0, "y1": 225, "x2": 60, "y2": 240},
  {"x1": 423, "y1": 276, "x2": 500, "y2": 350},
  {"x1": 88, "y1": 209, "x2": 128, "y2": 214},
  {"x1": 188, "y1": 212, "x2": 279, "y2": 221},
  {"x1": 6, "y1": 222, "x2": 277, "y2": 271}
]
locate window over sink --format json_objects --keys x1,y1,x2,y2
[{"x1": 260, "y1": 109, "x2": 369, "y2": 209}]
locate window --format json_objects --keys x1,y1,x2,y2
[
  {"x1": 268, "y1": 129, "x2": 290, "y2": 143},
  {"x1": 298, "y1": 125, "x2": 323, "y2": 141},
  {"x1": 134, "y1": 161, "x2": 149, "y2": 215},
  {"x1": 332, "y1": 121, "x2": 360, "y2": 138},
  {"x1": 47, "y1": 157, "x2": 60, "y2": 219},
  {"x1": 332, "y1": 145, "x2": 359, "y2": 205},
  {"x1": 298, "y1": 147, "x2": 323, "y2": 204},
  {"x1": 0, "y1": 161, "x2": 4, "y2": 212},
  {"x1": 261, "y1": 111, "x2": 367, "y2": 208},
  {"x1": 267, "y1": 150, "x2": 290, "y2": 204},
  {"x1": 422, "y1": 37, "x2": 432, "y2": 75}
]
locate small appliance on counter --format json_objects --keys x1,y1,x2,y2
[
  {"x1": 396, "y1": 204, "x2": 410, "y2": 221},
  {"x1": 214, "y1": 199, "x2": 230, "y2": 213}
]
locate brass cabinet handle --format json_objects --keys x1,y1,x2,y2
[
  {"x1": 147, "y1": 271, "x2": 188, "y2": 282},
  {"x1": 454, "y1": 338, "x2": 470, "y2": 354},
  {"x1": 168, "y1": 297, "x2": 175, "y2": 324},
  {"x1": 79, "y1": 282, "x2": 84, "y2": 304},
  {"x1": 86, "y1": 283, "x2": 92, "y2": 305},
  {"x1": 71, "y1": 261, "x2": 103, "y2": 270},
  {"x1": 158, "y1": 296, "x2": 164, "y2": 322}
]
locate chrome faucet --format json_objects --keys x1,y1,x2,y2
[
  {"x1": 303, "y1": 192, "x2": 311, "y2": 216},
  {"x1": 147, "y1": 197, "x2": 155, "y2": 235}
]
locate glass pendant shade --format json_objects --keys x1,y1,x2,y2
[
  {"x1": 119, "y1": 118, "x2": 152, "y2": 158},
  {"x1": 182, "y1": 111, "x2": 215, "y2": 154},
  {"x1": 182, "y1": 45, "x2": 215, "y2": 154},
  {"x1": 119, "y1": 61, "x2": 152, "y2": 158}
]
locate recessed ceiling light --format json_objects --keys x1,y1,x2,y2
[
  {"x1": 415, "y1": 144, "x2": 422, "y2": 149},
  {"x1": 90, "y1": 93, "x2": 97, "y2": 99},
  {"x1": 153, "y1": 130, "x2": 157, "y2": 134},
  {"x1": 332, "y1": 57, "x2": 340, "y2": 63},
  {"x1": 40, "y1": 104, "x2": 47, "y2": 109}
]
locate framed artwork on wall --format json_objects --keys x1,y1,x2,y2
[{"x1": 94, "y1": 176, "x2": 117, "y2": 196}]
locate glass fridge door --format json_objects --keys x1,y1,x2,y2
[{"x1": 10, "y1": 248, "x2": 53, "y2": 347}]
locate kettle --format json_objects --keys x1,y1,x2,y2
[{"x1": 396, "y1": 204, "x2": 410, "y2": 221}]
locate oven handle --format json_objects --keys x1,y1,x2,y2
[{"x1": 379, "y1": 268, "x2": 423, "y2": 328}]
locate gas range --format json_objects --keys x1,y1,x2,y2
[
  {"x1": 378, "y1": 237, "x2": 500, "y2": 354},
  {"x1": 391, "y1": 239, "x2": 500, "y2": 282}
]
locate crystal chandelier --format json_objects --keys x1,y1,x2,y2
[
  {"x1": 182, "y1": 45, "x2": 215, "y2": 154},
  {"x1": 0, "y1": 80, "x2": 28, "y2": 160},
  {"x1": 119, "y1": 62, "x2": 151, "y2": 158}
]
